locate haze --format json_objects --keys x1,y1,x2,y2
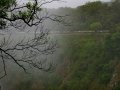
[
  {"x1": 18, "y1": 0, "x2": 111, "y2": 8},
  {"x1": 44, "y1": 0, "x2": 111, "y2": 8}
]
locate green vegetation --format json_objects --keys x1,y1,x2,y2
[
  {"x1": 12, "y1": 32, "x2": 120, "y2": 90},
  {"x1": 58, "y1": 33, "x2": 117, "y2": 90},
  {"x1": 45, "y1": 0, "x2": 120, "y2": 89},
  {"x1": 51, "y1": 0, "x2": 120, "y2": 32},
  {"x1": 1, "y1": 0, "x2": 120, "y2": 90}
]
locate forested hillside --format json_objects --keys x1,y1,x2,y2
[
  {"x1": 45, "y1": 0, "x2": 120, "y2": 90},
  {"x1": 49, "y1": 0, "x2": 120, "y2": 32},
  {"x1": 1, "y1": 0, "x2": 120, "y2": 90}
]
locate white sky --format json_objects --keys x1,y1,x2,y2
[
  {"x1": 44, "y1": 0, "x2": 111, "y2": 8},
  {"x1": 18, "y1": 0, "x2": 111, "y2": 8}
]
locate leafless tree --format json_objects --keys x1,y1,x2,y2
[{"x1": 0, "y1": 0, "x2": 65, "y2": 80}]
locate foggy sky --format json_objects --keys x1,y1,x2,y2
[
  {"x1": 18, "y1": 0, "x2": 111, "y2": 8},
  {"x1": 44, "y1": 0, "x2": 111, "y2": 8}
]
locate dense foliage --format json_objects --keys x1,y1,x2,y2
[
  {"x1": 1, "y1": 0, "x2": 120, "y2": 90},
  {"x1": 50, "y1": 0, "x2": 120, "y2": 32},
  {"x1": 45, "y1": 0, "x2": 120, "y2": 90}
]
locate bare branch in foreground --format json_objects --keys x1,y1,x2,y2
[{"x1": 0, "y1": 0, "x2": 66, "y2": 80}]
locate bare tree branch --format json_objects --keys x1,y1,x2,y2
[{"x1": 0, "y1": 0, "x2": 65, "y2": 80}]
